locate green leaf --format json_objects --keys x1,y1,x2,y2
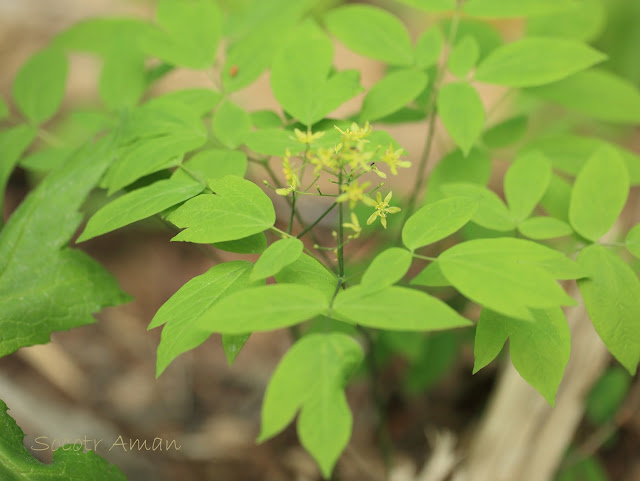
[
  {"x1": 0, "y1": 97, "x2": 8, "y2": 120},
  {"x1": 482, "y1": 116, "x2": 528, "y2": 149},
  {"x1": 0, "y1": 138, "x2": 128, "y2": 358},
  {"x1": 325, "y1": 5, "x2": 413, "y2": 65},
  {"x1": 213, "y1": 233, "x2": 268, "y2": 255},
  {"x1": 441, "y1": 18, "x2": 503, "y2": 61},
  {"x1": 0, "y1": 399, "x2": 127, "y2": 480},
  {"x1": 441, "y1": 183, "x2": 515, "y2": 232},
  {"x1": 504, "y1": 151, "x2": 552, "y2": 223},
  {"x1": 222, "y1": 333, "x2": 251, "y2": 366},
  {"x1": 195, "y1": 285, "x2": 329, "y2": 334},
  {"x1": 171, "y1": 149, "x2": 248, "y2": 183},
  {"x1": 569, "y1": 147, "x2": 629, "y2": 241},
  {"x1": 212, "y1": 100, "x2": 252, "y2": 149},
  {"x1": 149, "y1": 261, "x2": 254, "y2": 375},
  {"x1": 250, "y1": 238, "x2": 304, "y2": 282},
  {"x1": 259, "y1": 333, "x2": 363, "y2": 478},
  {"x1": 403, "y1": 197, "x2": 478, "y2": 251},
  {"x1": 361, "y1": 248, "x2": 412, "y2": 291},
  {"x1": 526, "y1": 0, "x2": 606, "y2": 42},
  {"x1": 474, "y1": 308, "x2": 570, "y2": 405},
  {"x1": 78, "y1": 179, "x2": 203, "y2": 242},
  {"x1": 54, "y1": 17, "x2": 150, "y2": 56},
  {"x1": 99, "y1": 52, "x2": 145, "y2": 111},
  {"x1": 475, "y1": 37, "x2": 605, "y2": 87},
  {"x1": 334, "y1": 286, "x2": 471, "y2": 331},
  {"x1": 250, "y1": 110, "x2": 284, "y2": 129},
  {"x1": 626, "y1": 224, "x2": 640, "y2": 259},
  {"x1": 148, "y1": 88, "x2": 222, "y2": 116},
  {"x1": 464, "y1": 0, "x2": 578, "y2": 18},
  {"x1": 139, "y1": 0, "x2": 222, "y2": 69},
  {"x1": 12, "y1": 47, "x2": 68, "y2": 125},
  {"x1": 447, "y1": 36, "x2": 480, "y2": 77},
  {"x1": 578, "y1": 245, "x2": 640, "y2": 374},
  {"x1": 360, "y1": 69, "x2": 429, "y2": 122},
  {"x1": 410, "y1": 261, "x2": 450, "y2": 287},
  {"x1": 540, "y1": 175, "x2": 572, "y2": 222},
  {"x1": 439, "y1": 238, "x2": 580, "y2": 320},
  {"x1": 0, "y1": 125, "x2": 36, "y2": 217},
  {"x1": 415, "y1": 27, "x2": 444, "y2": 70},
  {"x1": 437, "y1": 82, "x2": 485, "y2": 156},
  {"x1": 275, "y1": 253, "x2": 339, "y2": 303},
  {"x1": 243, "y1": 129, "x2": 304, "y2": 157},
  {"x1": 167, "y1": 176, "x2": 275, "y2": 244},
  {"x1": 518, "y1": 217, "x2": 573, "y2": 240},
  {"x1": 394, "y1": 0, "x2": 456, "y2": 12},
  {"x1": 527, "y1": 69, "x2": 640, "y2": 124},
  {"x1": 586, "y1": 367, "x2": 631, "y2": 424},
  {"x1": 313, "y1": 70, "x2": 364, "y2": 122},
  {"x1": 425, "y1": 148, "x2": 491, "y2": 203}
]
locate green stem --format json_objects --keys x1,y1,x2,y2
[
  {"x1": 288, "y1": 191, "x2": 296, "y2": 235},
  {"x1": 337, "y1": 172, "x2": 345, "y2": 278},
  {"x1": 297, "y1": 202, "x2": 338, "y2": 239}
]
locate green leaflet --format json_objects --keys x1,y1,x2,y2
[
  {"x1": 441, "y1": 19, "x2": 503, "y2": 61},
  {"x1": 259, "y1": 333, "x2": 363, "y2": 478},
  {"x1": 360, "y1": 248, "x2": 413, "y2": 291},
  {"x1": 415, "y1": 27, "x2": 444, "y2": 70},
  {"x1": 138, "y1": 0, "x2": 222, "y2": 69},
  {"x1": 12, "y1": 47, "x2": 68, "y2": 125},
  {"x1": 167, "y1": 176, "x2": 275, "y2": 244},
  {"x1": 475, "y1": 37, "x2": 605, "y2": 87},
  {"x1": 527, "y1": 69, "x2": 640, "y2": 125},
  {"x1": 78, "y1": 179, "x2": 204, "y2": 242},
  {"x1": 626, "y1": 224, "x2": 640, "y2": 259},
  {"x1": 213, "y1": 233, "x2": 268, "y2": 255},
  {"x1": 54, "y1": 17, "x2": 150, "y2": 56},
  {"x1": 274, "y1": 253, "x2": 339, "y2": 303},
  {"x1": 360, "y1": 69, "x2": 429, "y2": 122},
  {"x1": 0, "y1": 125, "x2": 36, "y2": 217},
  {"x1": 194, "y1": 285, "x2": 329, "y2": 334},
  {"x1": 171, "y1": 149, "x2": 248, "y2": 184},
  {"x1": 403, "y1": 197, "x2": 478, "y2": 251},
  {"x1": 504, "y1": 151, "x2": 552, "y2": 223},
  {"x1": 569, "y1": 147, "x2": 629, "y2": 242},
  {"x1": 437, "y1": 82, "x2": 485, "y2": 156},
  {"x1": 394, "y1": 0, "x2": 456, "y2": 12},
  {"x1": 441, "y1": 183, "x2": 515, "y2": 232},
  {"x1": 410, "y1": 261, "x2": 450, "y2": 287},
  {"x1": 474, "y1": 308, "x2": 570, "y2": 405},
  {"x1": 0, "y1": 400, "x2": 127, "y2": 481},
  {"x1": 527, "y1": 0, "x2": 606, "y2": 42},
  {"x1": 149, "y1": 261, "x2": 254, "y2": 376},
  {"x1": 222, "y1": 333, "x2": 251, "y2": 365},
  {"x1": 464, "y1": 0, "x2": 577, "y2": 18},
  {"x1": 482, "y1": 116, "x2": 528, "y2": 149},
  {"x1": 243, "y1": 129, "x2": 304, "y2": 157},
  {"x1": 438, "y1": 238, "x2": 581, "y2": 320},
  {"x1": 578, "y1": 245, "x2": 640, "y2": 374},
  {"x1": 250, "y1": 110, "x2": 284, "y2": 129},
  {"x1": 447, "y1": 36, "x2": 480, "y2": 77},
  {"x1": 212, "y1": 100, "x2": 252, "y2": 149},
  {"x1": 334, "y1": 285, "x2": 471, "y2": 331},
  {"x1": 99, "y1": 51, "x2": 146, "y2": 111},
  {"x1": 325, "y1": 5, "x2": 413, "y2": 65},
  {"x1": 250, "y1": 238, "x2": 304, "y2": 282},
  {"x1": 0, "y1": 138, "x2": 129, "y2": 358},
  {"x1": 518, "y1": 217, "x2": 573, "y2": 240},
  {"x1": 147, "y1": 88, "x2": 222, "y2": 116},
  {"x1": 425, "y1": 148, "x2": 491, "y2": 203}
]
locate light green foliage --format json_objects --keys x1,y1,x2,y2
[
  {"x1": 167, "y1": 176, "x2": 275, "y2": 244},
  {"x1": 504, "y1": 151, "x2": 552, "y2": 223},
  {"x1": 212, "y1": 100, "x2": 252, "y2": 148},
  {"x1": 403, "y1": 197, "x2": 478, "y2": 251},
  {"x1": 464, "y1": 0, "x2": 577, "y2": 18},
  {"x1": 425, "y1": 148, "x2": 491, "y2": 203},
  {"x1": 250, "y1": 238, "x2": 304, "y2": 282},
  {"x1": 325, "y1": 5, "x2": 413, "y2": 65},
  {"x1": 414, "y1": 27, "x2": 444, "y2": 70},
  {"x1": 474, "y1": 308, "x2": 570, "y2": 405},
  {"x1": 244, "y1": 129, "x2": 304, "y2": 157},
  {"x1": 442, "y1": 19, "x2": 503, "y2": 61},
  {"x1": 222, "y1": 334, "x2": 251, "y2": 365},
  {"x1": 360, "y1": 69, "x2": 428, "y2": 122},
  {"x1": 213, "y1": 233, "x2": 268, "y2": 255},
  {"x1": 447, "y1": 36, "x2": 480, "y2": 77},
  {"x1": 149, "y1": 262, "x2": 254, "y2": 376},
  {"x1": 78, "y1": 180, "x2": 204, "y2": 242},
  {"x1": 586, "y1": 367, "x2": 631, "y2": 424},
  {"x1": 518, "y1": 217, "x2": 573, "y2": 240},
  {"x1": 540, "y1": 175, "x2": 572, "y2": 222},
  {"x1": 0, "y1": 125, "x2": 36, "y2": 216},
  {"x1": 527, "y1": 0, "x2": 605, "y2": 42},
  {"x1": 361, "y1": 248, "x2": 413, "y2": 291},
  {"x1": 99, "y1": 52, "x2": 145, "y2": 111},
  {"x1": 625, "y1": 224, "x2": 640, "y2": 258},
  {"x1": 475, "y1": 38, "x2": 605, "y2": 87},
  {"x1": 482, "y1": 116, "x2": 528, "y2": 149},
  {"x1": 18, "y1": 146, "x2": 72, "y2": 172},
  {"x1": 147, "y1": 88, "x2": 222, "y2": 116},
  {"x1": 411, "y1": 261, "x2": 450, "y2": 287},
  {"x1": 259, "y1": 333, "x2": 363, "y2": 477},
  {"x1": 250, "y1": 110, "x2": 283, "y2": 129},
  {"x1": 578, "y1": 245, "x2": 640, "y2": 374},
  {"x1": 394, "y1": 0, "x2": 456, "y2": 12},
  {"x1": 275, "y1": 253, "x2": 339, "y2": 303},
  {"x1": 569, "y1": 147, "x2": 629, "y2": 241},
  {"x1": 171, "y1": 149, "x2": 248, "y2": 183},
  {"x1": 12, "y1": 47, "x2": 67, "y2": 125},
  {"x1": 441, "y1": 183, "x2": 515, "y2": 232},
  {"x1": 437, "y1": 82, "x2": 485, "y2": 156},
  {"x1": 0, "y1": 399, "x2": 127, "y2": 480}
]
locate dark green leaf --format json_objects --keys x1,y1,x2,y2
[{"x1": 586, "y1": 367, "x2": 631, "y2": 424}]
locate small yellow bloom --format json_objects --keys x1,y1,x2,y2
[
  {"x1": 364, "y1": 191, "x2": 401, "y2": 229},
  {"x1": 342, "y1": 213, "x2": 362, "y2": 239},
  {"x1": 294, "y1": 128, "x2": 326, "y2": 145},
  {"x1": 381, "y1": 144, "x2": 411, "y2": 175},
  {"x1": 336, "y1": 180, "x2": 371, "y2": 208}
]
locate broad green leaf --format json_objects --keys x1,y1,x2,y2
[
  {"x1": 243, "y1": 129, "x2": 304, "y2": 157},
  {"x1": 0, "y1": 97, "x2": 8, "y2": 120},
  {"x1": 0, "y1": 125, "x2": 36, "y2": 217},
  {"x1": 222, "y1": 333, "x2": 251, "y2": 365},
  {"x1": 447, "y1": 36, "x2": 480, "y2": 77},
  {"x1": 504, "y1": 151, "x2": 552, "y2": 223},
  {"x1": 569, "y1": 147, "x2": 629, "y2": 241},
  {"x1": 250, "y1": 238, "x2": 304, "y2": 282},
  {"x1": 578, "y1": 245, "x2": 640, "y2": 374},
  {"x1": 167, "y1": 176, "x2": 275, "y2": 243},
  {"x1": 403, "y1": 197, "x2": 478, "y2": 250},
  {"x1": 585, "y1": 367, "x2": 631, "y2": 424},
  {"x1": 541, "y1": 175, "x2": 573, "y2": 222},
  {"x1": 213, "y1": 232, "x2": 268, "y2": 254},
  {"x1": 99, "y1": 52, "x2": 145, "y2": 110},
  {"x1": 415, "y1": 27, "x2": 444, "y2": 70},
  {"x1": 325, "y1": 5, "x2": 413, "y2": 65},
  {"x1": 0, "y1": 138, "x2": 128, "y2": 358},
  {"x1": 464, "y1": 0, "x2": 577, "y2": 18},
  {"x1": 149, "y1": 261, "x2": 254, "y2": 375},
  {"x1": 527, "y1": 69, "x2": 640, "y2": 124},
  {"x1": 171, "y1": 149, "x2": 248, "y2": 184},
  {"x1": 312, "y1": 70, "x2": 364, "y2": 122},
  {"x1": 195, "y1": 285, "x2": 329, "y2": 334},
  {"x1": 518, "y1": 217, "x2": 573, "y2": 240},
  {"x1": 474, "y1": 308, "x2": 570, "y2": 405},
  {"x1": 437, "y1": 82, "x2": 485, "y2": 156},
  {"x1": 475, "y1": 38, "x2": 605, "y2": 88},
  {"x1": 439, "y1": 238, "x2": 579, "y2": 320},
  {"x1": 12, "y1": 47, "x2": 68, "y2": 125},
  {"x1": 410, "y1": 261, "x2": 450, "y2": 287},
  {"x1": 20, "y1": 148, "x2": 72, "y2": 172},
  {"x1": 250, "y1": 110, "x2": 284, "y2": 129},
  {"x1": 527, "y1": 0, "x2": 606, "y2": 42},
  {"x1": 334, "y1": 286, "x2": 471, "y2": 331},
  {"x1": 441, "y1": 183, "x2": 514, "y2": 232},
  {"x1": 259, "y1": 333, "x2": 363, "y2": 477},
  {"x1": 275, "y1": 253, "x2": 339, "y2": 302},
  {"x1": 394, "y1": 0, "x2": 455, "y2": 12},
  {"x1": 360, "y1": 69, "x2": 428, "y2": 122},
  {"x1": 0, "y1": 399, "x2": 127, "y2": 480},
  {"x1": 482, "y1": 116, "x2": 528, "y2": 149},
  {"x1": 441, "y1": 18, "x2": 503, "y2": 61},
  {"x1": 361, "y1": 248, "x2": 412, "y2": 291},
  {"x1": 626, "y1": 224, "x2": 640, "y2": 259},
  {"x1": 78, "y1": 179, "x2": 203, "y2": 242},
  {"x1": 425, "y1": 148, "x2": 491, "y2": 203},
  {"x1": 212, "y1": 100, "x2": 252, "y2": 149}
]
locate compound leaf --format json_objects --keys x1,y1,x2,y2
[
  {"x1": 437, "y1": 82, "x2": 485, "y2": 156},
  {"x1": 250, "y1": 238, "x2": 304, "y2": 282}
]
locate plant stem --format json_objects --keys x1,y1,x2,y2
[
  {"x1": 337, "y1": 171, "x2": 345, "y2": 278},
  {"x1": 297, "y1": 202, "x2": 338, "y2": 239},
  {"x1": 288, "y1": 191, "x2": 296, "y2": 235}
]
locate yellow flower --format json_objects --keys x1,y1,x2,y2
[
  {"x1": 363, "y1": 191, "x2": 401, "y2": 229},
  {"x1": 336, "y1": 180, "x2": 371, "y2": 208},
  {"x1": 381, "y1": 144, "x2": 411, "y2": 175},
  {"x1": 342, "y1": 213, "x2": 362, "y2": 239},
  {"x1": 294, "y1": 128, "x2": 325, "y2": 145},
  {"x1": 334, "y1": 121, "x2": 372, "y2": 144}
]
